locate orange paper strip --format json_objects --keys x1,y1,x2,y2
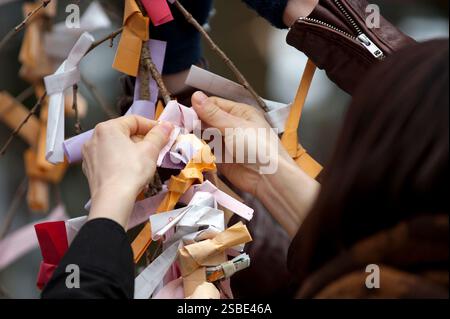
[
  {"x1": 112, "y1": 0, "x2": 150, "y2": 77},
  {"x1": 24, "y1": 149, "x2": 68, "y2": 184},
  {"x1": 281, "y1": 59, "x2": 323, "y2": 179},
  {"x1": 131, "y1": 145, "x2": 217, "y2": 262},
  {"x1": 27, "y1": 178, "x2": 49, "y2": 213}
]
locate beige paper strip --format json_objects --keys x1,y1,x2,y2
[
  {"x1": 0, "y1": 91, "x2": 40, "y2": 147},
  {"x1": 27, "y1": 178, "x2": 49, "y2": 212}
]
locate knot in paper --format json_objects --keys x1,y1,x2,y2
[
  {"x1": 44, "y1": 32, "x2": 95, "y2": 164},
  {"x1": 112, "y1": 0, "x2": 150, "y2": 76}
]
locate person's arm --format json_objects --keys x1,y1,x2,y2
[
  {"x1": 41, "y1": 116, "x2": 173, "y2": 299},
  {"x1": 192, "y1": 92, "x2": 319, "y2": 237}
]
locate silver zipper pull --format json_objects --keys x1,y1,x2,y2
[{"x1": 357, "y1": 34, "x2": 384, "y2": 59}]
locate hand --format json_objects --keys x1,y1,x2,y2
[
  {"x1": 191, "y1": 91, "x2": 291, "y2": 196},
  {"x1": 82, "y1": 115, "x2": 173, "y2": 228},
  {"x1": 192, "y1": 92, "x2": 320, "y2": 237},
  {"x1": 241, "y1": 0, "x2": 318, "y2": 28},
  {"x1": 283, "y1": 0, "x2": 318, "y2": 26}
]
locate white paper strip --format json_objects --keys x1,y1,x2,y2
[
  {"x1": 134, "y1": 241, "x2": 182, "y2": 299},
  {"x1": 185, "y1": 66, "x2": 291, "y2": 133},
  {"x1": 44, "y1": 32, "x2": 95, "y2": 164}
]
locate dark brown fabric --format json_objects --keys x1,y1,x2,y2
[
  {"x1": 288, "y1": 39, "x2": 449, "y2": 298},
  {"x1": 297, "y1": 214, "x2": 449, "y2": 299},
  {"x1": 286, "y1": 0, "x2": 416, "y2": 94}
]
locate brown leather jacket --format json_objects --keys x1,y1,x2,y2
[{"x1": 286, "y1": 0, "x2": 416, "y2": 94}]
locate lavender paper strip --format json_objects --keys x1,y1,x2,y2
[{"x1": 63, "y1": 40, "x2": 167, "y2": 163}]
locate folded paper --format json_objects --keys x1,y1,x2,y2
[
  {"x1": 35, "y1": 209, "x2": 70, "y2": 289},
  {"x1": 63, "y1": 40, "x2": 167, "y2": 164},
  {"x1": 141, "y1": 0, "x2": 174, "y2": 26},
  {"x1": 0, "y1": 205, "x2": 68, "y2": 271},
  {"x1": 185, "y1": 65, "x2": 291, "y2": 132},
  {"x1": 112, "y1": 0, "x2": 150, "y2": 76},
  {"x1": 44, "y1": 32, "x2": 95, "y2": 164}
]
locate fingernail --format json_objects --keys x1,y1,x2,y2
[
  {"x1": 193, "y1": 91, "x2": 208, "y2": 105},
  {"x1": 160, "y1": 122, "x2": 173, "y2": 136}
]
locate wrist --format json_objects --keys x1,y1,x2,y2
[
  {"x1": 88, "y1": 185, "x2": 137, "y2": 229},
  {"x1": 283, "y1": 0, "x2": 319, "y2": 27}
]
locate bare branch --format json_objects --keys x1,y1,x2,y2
[
  {"x1": 0, "y1": 27, "x2": 124, "y2": 156},
  {"x1": 0, "y1": 92, "x2": 46, "y2": 156},
  {"x1": 85, "y1": 27, "x2": 123, "y2": 56},
  {"x1": 0, "y1": 86, "x2": 34, "y2": 119},
  {"x1": 172, "y1": 0, "x2": 268, "y2": 112},
  {"x1": 0, "y1": 0, "x2": 52, "y2": 53},
  {"x1": 142, "y1": 42, "x2": 172, "y2": 105},
  {"x1": 72, "y1": 84, "x2": 81, "y2": 134},
  {"x1": 0, "y1": 177, "x2": 28, "y2": 240},
  {"x1": 80, "y1": 74, "x2": 117, "y2": 119}
]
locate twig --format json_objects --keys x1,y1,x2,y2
[
  {"x1": 0, "y1": 0, "x2": 51, "y2": 53},
  {"x1": 0, "y1": 92, "x2": 46, "y2": 156},
  {"x1": 80, "y1": 74, "x2": 117, "y2": 119},
  {"x1": 84, "y1": 27, "x2": 123, "y2": 56},
  {"x1": 0, "y1": 28, "x2": 124, "y2": 157},
  {"x1": 0, "y1": 177, "x2": 28, "y2": 240},
  {"x1": 142, "y1": 42, "x2": 172, "y2": 105},
  {"x1": 72, "y1": 84, "x2": 81, "y2": 133},
  {"x1": 0, "y1": 86, "x2": 35, "y2": 119},
  {"x1": 172, "y1": 0, "x2": 268, "y2": 112}
]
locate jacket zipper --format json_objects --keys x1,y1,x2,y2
[{"x1": 298, "y1": 0, "x2": 385, "y2": 60}]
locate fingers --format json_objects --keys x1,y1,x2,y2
[
  {"x1": 192, "y1": 91, "x2": 264, "y2": 132},
  {"x1": 138, "y1": 122, "x2": 174, "y2": 158},
  {"x1": 96, "y1": 115, "x2": 158, "y2": 137}
]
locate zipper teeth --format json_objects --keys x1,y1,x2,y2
[
  {"x1": 333, "y1": 0, "x2": 362, "y2": 35},
  {"x1": 298, "y1": 17, "x2": 356, "y2": 40}
]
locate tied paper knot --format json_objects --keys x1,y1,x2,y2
[
  {"x1": 35, "y1": 220, "x2": 69, "y2": 290},
  {"x1": 131, "y1": 144, "x2": 216, "y2": 263},
  {"x1": 112, "y1": 0, "x2": 150, "y2": 77},
  {"x1": 44, "y1": 32, "x2": 95, "y2": 164}
]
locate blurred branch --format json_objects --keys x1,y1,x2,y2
[
  {"x1": 0, "y1": 28, "x2": 123, "y2": 157},
  {"x1": 0, "y1": 92, "x2": 46, "y2": 156},
  {"x1": 80, "y1": 74, "x2": 117, "y2": 119},
  {"x1": 0, "y1": 177, "x2": 28, "y2": 240},
  {"x1": 0, "y1": 86, "x2": 34, "y2": 119},
  {"x1": 0, "y1": 0, "x2": 52, "y2": 53},
  {"x1": 172, "y1": 0, "x2": 268, "y2": 112},
  {"x1": 72, "y1": 84, "x2": 81, "y2": 134}
]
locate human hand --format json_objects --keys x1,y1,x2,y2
[
  {"x1": 191, "y1": 91, "x2": 291, "y2": 196},
  {"x1": 241, "y1": 0, "x2": 318, "y2": 28},
  {"x1": 82, "y1": 115, "x2": 173, "y2": 228}
]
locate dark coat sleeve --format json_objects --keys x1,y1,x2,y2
[{"x1": 41, "y1": 218, "x2": 134, "y2": 299}]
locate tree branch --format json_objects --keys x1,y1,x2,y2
[
  {"x1": 0, "y1": 0, "x2": 52, "y2": 53},
  {"x1": 142, "y1": 41, "x2": 172, "y2": 105},
  {"x1": 80, "y1": 74, "x2": 117, "y2": 119},
  {"x1": 0, "y1": 92, "x2": 46, "y2": 156},
  {"x1": 0, "y1": 177, "x2": 28, "y2": 240},
  {"x1": 0, "y1": 27, "x2": 124, "y2": 157},
  {"x1": 72, "y1": 84, "x2": 81, "y2": 134},
  {"x1": 172, "y1": 0, "x2": 268, "y2": 112}
]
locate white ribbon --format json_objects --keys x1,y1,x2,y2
[{"x1": 44, "y1": 32, "x2": 94, "y2": 164}]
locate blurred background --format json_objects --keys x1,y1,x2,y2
[{"x1": 0, "y1": 0, "x2": 448, "y2": 298}]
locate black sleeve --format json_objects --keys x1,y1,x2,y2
[{"x1": 41, "y1": 218, "x2": 134, "y2": 299}]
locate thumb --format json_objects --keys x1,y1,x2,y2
[
  {"x1": 138, "y1": 122, "x2": 173, "y2": 159},
  {"x1": 192, "y1": 91, "x2": 240, "y2": 133}
]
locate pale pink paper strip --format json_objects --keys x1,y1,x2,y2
[
  {"x1": 0, "y1": 205, "x2": 69, "y2": 271},
  {"x1": 180, "y1": 181, "x2": 254, "y2": 221}
]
